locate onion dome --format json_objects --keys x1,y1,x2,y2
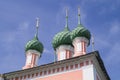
[
  {"x1": 71, "y1": 8, "x2": 91, "y2": 45},
  {"x1": 25, "y1": 35, "x2": 43, "y2": 53},
  {"x1": 25, "y1": 18, "x2": 44, "y2": 53},
  {"x1": 52, "y1": 27, "x2": 72, "y2": 50},
  {"x1": 52, "y1": 9, "x2": 72, "y2": 50}
]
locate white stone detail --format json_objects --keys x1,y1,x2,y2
[
  {"x1": 26, "y1": 54, "x2": 32, "y2": 64},
  {"x1": 59, "y1": 50, "x2": 66, "y2": 60},
  {"x1": 72, "y1": 37, "x2": 89, "y2": 46},
  {"x1": 26, "y1": 50, "x2": 41, "y2": 57},
  {"x1": 35, "y1": 56, "x2": 39, "y2": 65},
  {"x1": 83, "y1": 65, "x2": 95, "y2": 80},
  {"x1": 76, "y1": 42, "x2": 82, "y2": 51},
  {"x1": 56, "y1": 45, "x2": 74, "y2": 54},
  {"x1": 56, "y1": 45, "x2": 74, "y2": 61}
]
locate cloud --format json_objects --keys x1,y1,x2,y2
[
  {"x1": 109, "y1": 21, "x2": 120, "y2": 35},
  {"x1": 0, "y1": 22, "x2": 30, "y2": 44},
  {"x1": 95, "y1": 37, "x2": 110, "y2": 48},
  {"x1": 0, "y1": 21, "x2": 30, "y2": 72},
  {"x1": 102, "y1": 21, "x2": 120, "y2": 66},
  {"x1": 43, "y1": 48, "x2": 52, "y2": 54},
  {"x1": 89, "y1": 20, "x2": 120, "y2": 68},
  {"x1": 105, "y1": 43, "x2": 120, "y2": 65},
  {"x1": 18, "y1": 22, "x2": 29, "y2": 31}
]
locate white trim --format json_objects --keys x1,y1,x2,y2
[
  {"x1": 94, "y1": 66, "x2": 102, "y2": 80},
  {"x1": 72, "y1": 37, "x2": 89, "y2": 46},
  {"x1": 59, "y1": 50, "x2": 66, "y2": 60},
  {"x1": 76, "y1": 42, "x2": 82, "y2": 51},
  {"x1": 93, "y1": 56, "x2": 108, "y2": 80},
  {"x1": 26, "y1": 54, "x2": 32, "y2": 64},
  {"x1": 26, "y1": 50, "x2": 41, "y2": 57},
  {"x1": 56, "y1": 45, "x2": 74, "y2": 54},
  {"x1": 83, "y1": 65, "x2": 94, "y2": 80}
]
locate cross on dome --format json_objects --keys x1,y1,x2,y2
[
  {"x1": 36, "y1": 17, "x2": 40, "y2": 37},
  {"x1": 78, "y1": 7, "x2": 81, "y2": 24}
]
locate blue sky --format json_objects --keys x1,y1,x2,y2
[{"x1": 0, "y1": 0, "x2": 120, "y2": 79}]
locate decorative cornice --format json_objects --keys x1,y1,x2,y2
[
  {"x1": 3, "y1": 51, "x2": 110, "y2": 80},
  {"x1": 26, "y1": 50, "x2": 41, "y2": 57},
  {"x1": 72, "y1": 37, "x2": 89, "y2": 46},
  {"x1": 56, "y1": 45, "x2": 74, "y2": 54}
]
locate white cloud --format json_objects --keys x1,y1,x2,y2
[
  {"x1": 103, "y1": 21, "x2": 120, "y2": 66},
  {"x1": 43, "y1": 48, "x2": 52, "y2": 54},
  {"x1": 109, "y1": 21, "x2": 120, "y2": 35},
  {"x1": 0, "y1": 21, "x2": 31, "y2": 73},
  {"x1": 1, "y1": 22, "x2": 30, "y2": 44},
  {"x1": 18, "y1": 22, "x2": 29, "y2": 31},
  {"x1": 105, "y1": 43, "x2": 120, "y2": 65},
  {"x1": 89, "y1": 20, "x2": 120, "y2": 67},
  {"x1": 97, "y1": 39, "x2": 109, "y2": 47}
]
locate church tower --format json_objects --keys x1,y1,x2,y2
[
  {"x1": 23, "y1": 18, "x2": 44, "y2": 69},
  {"x1": 71, "y1": 8, "x2": 91, "y2": 57},
  {"x1": 52, "y1": 9, "x2": 73, "y2": 61}
]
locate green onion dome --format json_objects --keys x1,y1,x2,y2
[
  {"x1": 25, "y1": 35, "x2": 44, "y2": 53},
  {"x1": 71, "y1": 24, "x2": 91, "y2": 45},
  {"x1": 71, "y1": 8, "x2": 91, "y2": 46},
  {"x1": 52, "y1": 9, "x2": 73, "y2": 50},
  {"x1": 52, "y1": 27, "x2": 72, "y2": 50}
]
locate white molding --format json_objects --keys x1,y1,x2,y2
[
  {"x1": 92, "y1": 56, "x2": 108, "y2": 80},
  {"x1": 56, "y1": 45, "x2": 74, "y2": 54},
  {"x1": 26, "y1": 50, "x2": 41, "y2": 57},
  {"x1": 83, "y1": 65, "x2": 94, "y2": 80},
  {"x1": 72, "y1": 37, "x2": 89, "y2": 46}
]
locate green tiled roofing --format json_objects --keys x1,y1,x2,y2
[
  {"x1": 71, "y1": 24, "x2": 91, "y2": 45},
  {"x1": 25, "y1": 35, "x2": 44, "y2": 53},
  {"x1": 52, "y1": 27, "x2": 72, "y2": 50}
]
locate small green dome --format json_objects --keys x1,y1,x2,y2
[
  {"x1": 71, "y1": 24, "x2": 91, "y2": 45},
  {"x1": 52, "y1": 27, "x2": 72, "y2": 50},
  {"x1": 25, "y1": 36, "x2": 44, "y2": 53}
]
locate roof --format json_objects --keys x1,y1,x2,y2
[
  {"x1": 25, "y1": 36, "x2": 44, "y2": 53},
  {"x1": 52, "y1": 27, "x2": 72, "y2": 50},
  {"x1": 3, "y1": 51, "x2": 110, "y2": 80},
  {"x1": 70, "y1": 24, "x2": 91, "y2": 46}
]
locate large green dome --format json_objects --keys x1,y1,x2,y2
[
  {"x1": 71, "y1": 24, "x2": 91, "y2": 45},
  {"x1": 52, "y1": 27, "x2": 72, "y2": 50},
  {"x1": 25, "y1": 36, "x2": 44, "y2": 53}
]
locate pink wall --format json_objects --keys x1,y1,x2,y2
[{"x1": 36, "y1": 70, "x2": 83, "y2": 80}]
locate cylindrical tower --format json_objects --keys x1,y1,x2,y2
[
  {"x1": 71, "y1": 8, "x2": 91, "y2": 57},
  {"x1": 52, "y1": 9, "x2": 73, "y2": 61},
  {"x1": 23, "y1": 18, "x2": 44, "y2": 69}
]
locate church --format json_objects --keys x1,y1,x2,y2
[{"x1": 0, "y1": 8, "x2": 110, "y2": 80}]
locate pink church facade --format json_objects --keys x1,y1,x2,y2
[{"x1": 2, "y1": 51, "x2": 109, "y2": 80}]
